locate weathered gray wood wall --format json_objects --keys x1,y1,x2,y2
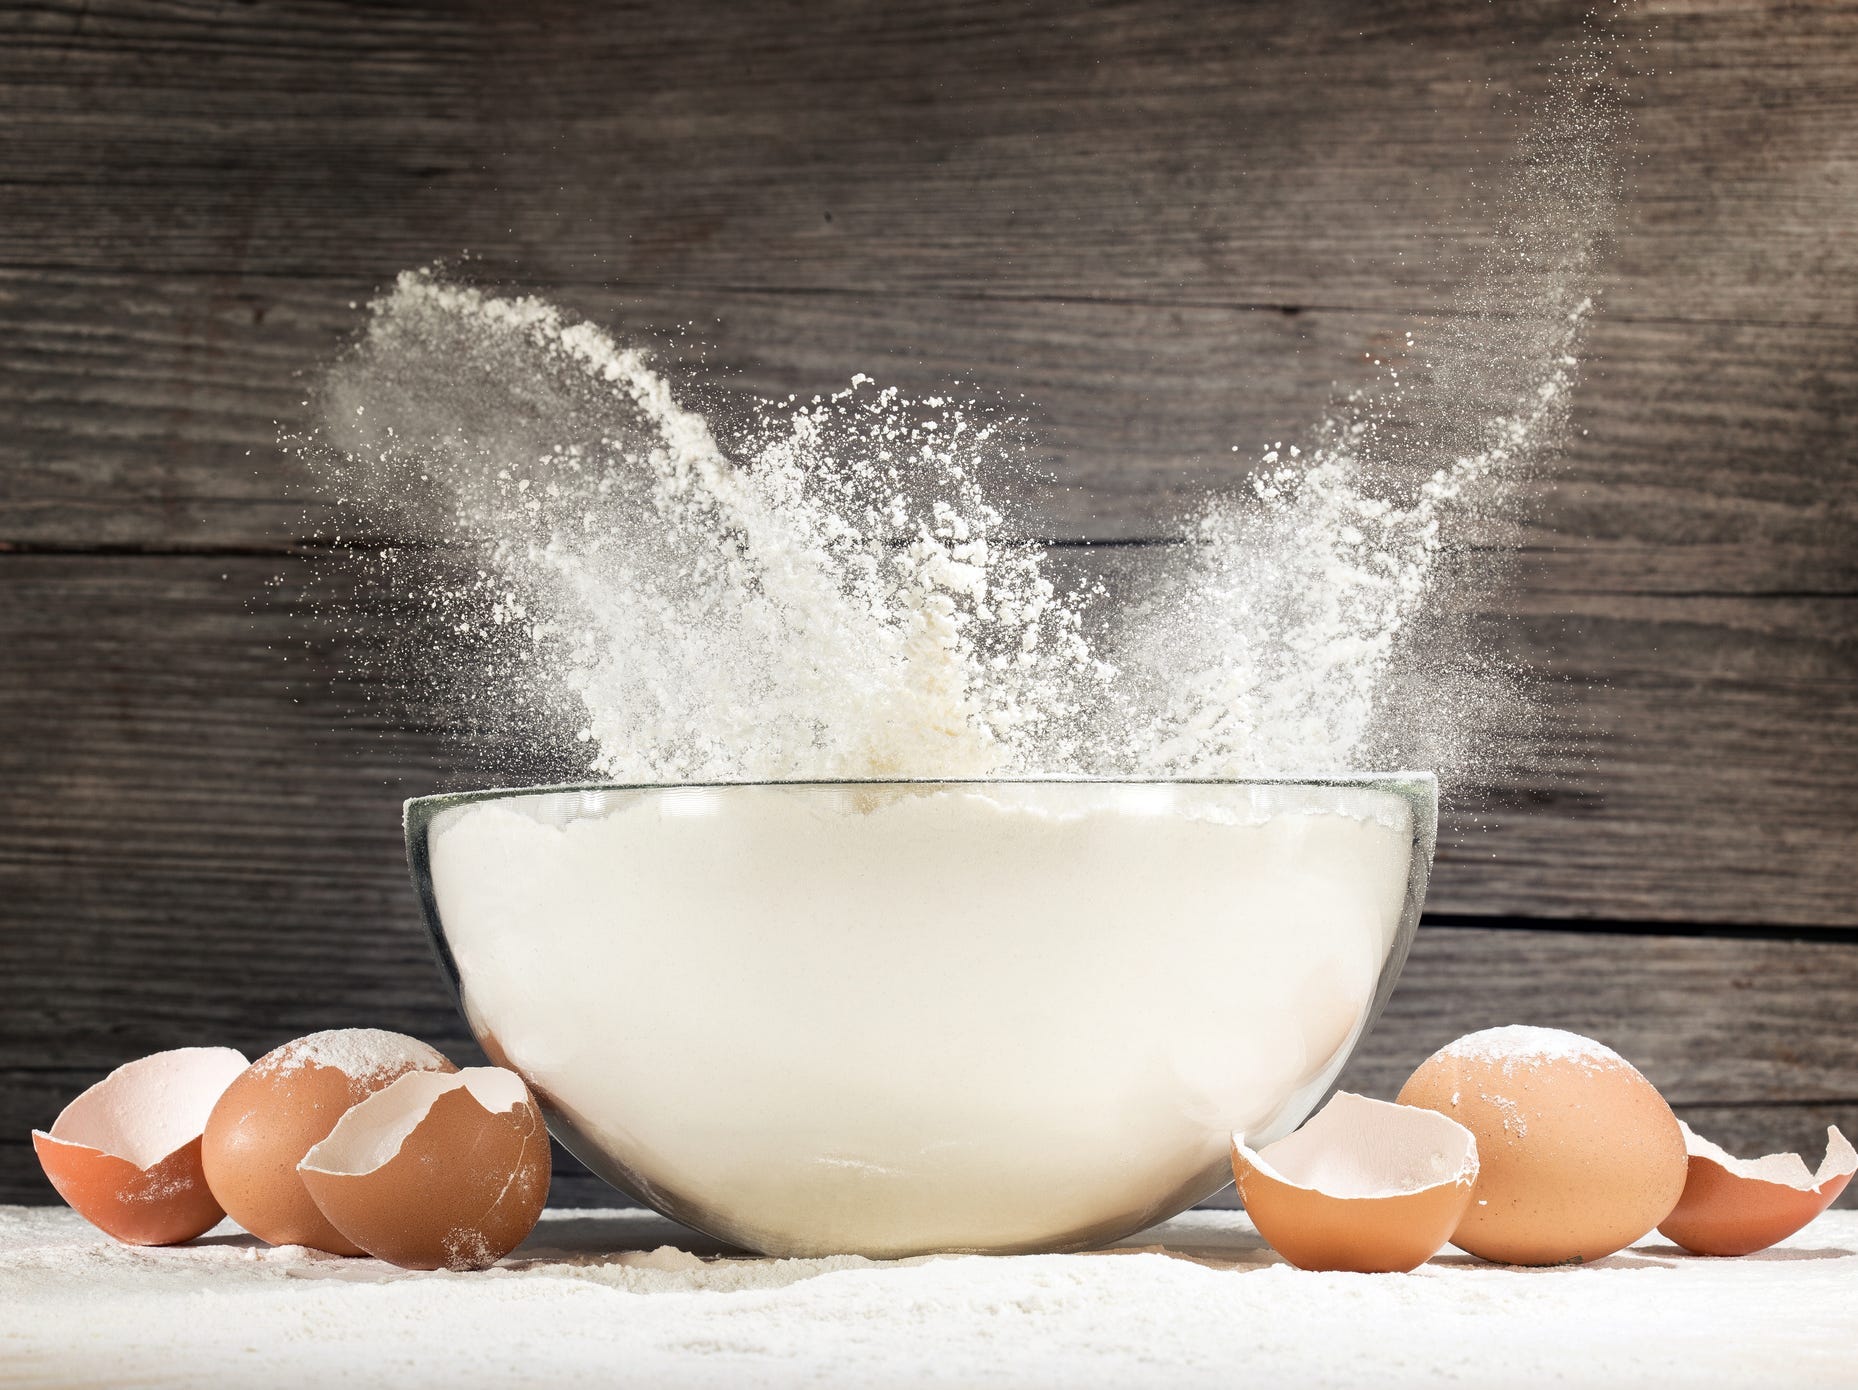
[{"x1": 2, "y1": 0, "x2": 1853, "y2": 1208}]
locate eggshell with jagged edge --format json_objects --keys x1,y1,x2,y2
[
  {"x1": 33, "y1": 1047, "x2": 250, "y2": 1246},
  {"x1": 1233, "y1": 1091, "x2": 1479, "y2": 1273},
  {"x1": 1657, "y1": 1123, "x2": 1854, "y2": 1256},
  {"x1": 299, "y1": 1066, "x2": 550, "y2": 1271}
]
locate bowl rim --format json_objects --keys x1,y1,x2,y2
[{"x1": 405, "y1": 770, "x2": 1437, "y2": 821}]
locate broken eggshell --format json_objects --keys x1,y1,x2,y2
[
  {"x1": 33, "y1": 1047, "x2": 250, "y2": 1245},
  {"x1": 1232, "y1": 1091, "x2": 1479, "y2": 1273},
  {"x1": 298, "y1": 1066, "x2": 550, "y2": 1271},
  {"x1": 1657, "y1": 1123, "x2": 1855, "y2": 1257}
]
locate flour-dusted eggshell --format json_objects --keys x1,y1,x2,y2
[
  {"x1": 32, "y1": 1047, "x2": 250, "y2": 1246},
  {"x1": 299, "y1": 1066, "x2": 550, "y2": 1271},
  {"x1": 1232, "y1": 1092, "x2": 1479, "y2": 1273},
  {"x1": 1397, "y1": 1026, "x2": 1688, "y2": 1266},
  {"x1": 201, "y1": 1029, "x2": 456, "y2": 1254},
  {"x1": 1657, "y1": 1123, "x2": 1855, "y2": 1257}
]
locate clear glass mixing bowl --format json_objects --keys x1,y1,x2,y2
[{"x1": 405, "y1": 776, "x2": 1436, "y2": 1257}]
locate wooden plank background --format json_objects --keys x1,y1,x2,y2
[{"x1": 1, "y1": 0, "x2": 1853, "y2": 1208}]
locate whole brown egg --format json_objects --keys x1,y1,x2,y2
[{"x1": 1397, "y1": 1026, "x2": 1686, "y2": 1265}]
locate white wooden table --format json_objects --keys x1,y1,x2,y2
[{"x1": 2, "y1": 1205, "x2": 1852, "y2": 1387}]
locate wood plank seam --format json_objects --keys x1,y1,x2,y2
[{"x1": 5, "y1": 261, "x2": 1855, "y2": 338}]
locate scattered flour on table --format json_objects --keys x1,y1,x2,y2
[{"x1": 3, "y1": 1206, "x2": 1853, "y2": 1389}]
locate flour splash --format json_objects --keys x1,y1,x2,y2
[
  {"x1": 316, "y1": 286, "x2": 1108, "y2": 780},
  {"x1": 304, "y1": 47, "x2": 1621, "y2": 787}
]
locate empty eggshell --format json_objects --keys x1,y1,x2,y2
[
  {"x1": 202, "y1": 1029, "x2": 456, "y2": 1254},
  {"x1": 32, "y1": 1047, "x2": 249, "y2": 1246},
  {"x1": 298, "y1": 1066, "x2": 550, "y2": 1271},
  {"x1": 1397, "y1": 1025, "x2": 1688, "y2": 1266},
  {"x1": 1232, "y1": 1091, "x2": 1479, "y2": 1273},
  {"x1": 1657, "y1": 1123, "x2": 1855, "y2": 1256}
]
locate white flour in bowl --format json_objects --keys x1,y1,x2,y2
[{"x1": 426, "y1": 781, "x2": 1418, "y2": 1256}]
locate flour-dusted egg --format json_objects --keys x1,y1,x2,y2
[
  {"x1": 32, "y1": 1047, "x2": 249, "y2": 1246},
  {"x1": 1233, "y1": 1092, "x2": 1479, "y2": 1273},
  {"x1": 1397, "y1": 1026, "x2": 1686, "y2": 1265},
  {"x1": 299, "y1": 1066, "x2": 549, "y2": 1271},
  {"x1": 201, "y1": 1029, "x2": 455, "y2": 1253},
  {"x1": 1657, "y1": 1123, "x2": 1855, "y2": 1256}
]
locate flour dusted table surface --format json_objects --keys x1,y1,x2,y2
[{"x1": 1, "y1": 1206, "x2": 1851, "y2": 1388}]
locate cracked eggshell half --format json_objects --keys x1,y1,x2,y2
[
  {"x1": 1232, "y1": 1091, "x2": 1479, "y2": 1273},
  {"x1": 299, "y1": 1066, "x2": 550, "y2": 1271},
  {"x1": 1657, "y1": 1123, "x2": 1855, "y2": 1256},
  {"x1": 202, "y1": 1029, "x2": 457, "y2": 1254},
  {"x1": 33, "y1": 1047, "x2": 250, "y2": 1246},
  {"x1": 1397, "y1": 1026, "x2": 1688, "y2": 1266}
]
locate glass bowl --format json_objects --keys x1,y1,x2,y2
[{"x1": 405, "y1": 776, "x2": 1436, "y2": 1257}]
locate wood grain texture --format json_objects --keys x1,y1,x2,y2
[
  {"x1": 3, "y1": 271, "x2": 1855, "y2": 594},
  {"x1": 1062, "y1": 546, "x2": 1858, "y2": 925},
  {"x1": 1, "y1": 0, "x2": 1853, "y2": 327}
]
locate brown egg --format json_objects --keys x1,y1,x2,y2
[
  {"x1": 1397, "y1": 1026, "x2": 1687, "y2": 1266},
  {"x1": 299, "y1": 1066, "x2": 550, "y2": 1271},
  {"x1": 1233, "y1": 1091, "x2": 1479, "y2": 1273},
  {"x1": 1657, "y1": 1123, "x2": 1855, "y2": 1256},
  {"x1": 201, "y1": 1029, "x2": 455, "y2": 1253},
  {"x1": 32, "y1": 1047, "x2": 249, "y2": 1246}
]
